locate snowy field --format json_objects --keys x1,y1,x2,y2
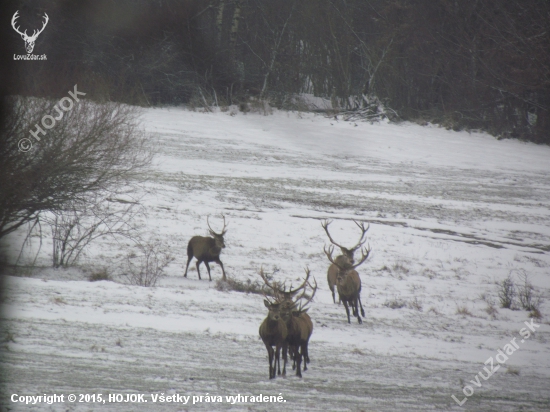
[{"x1": 1, "y1": 106, "x2": 550, "y2": 411}]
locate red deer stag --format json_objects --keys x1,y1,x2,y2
[
  {"x1": 321, "y1": 219, "x2": 369, "y2": 304},
  {"x1": 259, "y1": 268, "x2": 317, "y2": 378},
  {"x1": 324, "y1": 244, "x2": 370, "y2": 324},
  {"x1": 184, "y1": 216, "x2": 228, "y2": 281},
  {"x1": 259, "y1": 298, "x2": 288, "y2": 379}
]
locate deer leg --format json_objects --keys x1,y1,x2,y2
[
  {"x1": 351, "y1": 301, "x2": 358, "y2": 317},
  {"x1": 290, "y1": 346, "x2": 296, "y2": 370},
  {"x1": 355, "y1": 298, "x2": 363, "y2": 324},
  {"x1": 343, "y1": 300, "x2": 351, "y2": 324},
  {"x1": 276, "y1": 343, "x2": 282, "y2": 376},
  {"x1": 195, "y1": 261, "x2": 202, "y2": 280},
  {"x1": 184, "y1": 256, "x2": 193, "y2": 277},
  {"x1": 215, "y1": 258, "x2": 226, "y2": 280},
  {"x1": 204, "y1": 261, "x2": 212, "y2": 281},
  {"x1": 265, "y1": 344, "x2": 275, "y2": 379},
  {"x1": 358, "y1": 294, "x2": 365, "y2": 317},
  {"x1": 295, "y1": 345, "x2": 303, "y2": 378},
  {"x1": 302, "y1": 342, "x2": 308, "y2": 371},
  {"x1": 282, "y1": 343, "x2": 288, "y2": 376}
]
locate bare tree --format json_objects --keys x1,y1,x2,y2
[{"x1": 0, "y1": 97, "x2": 152, "y2": 239}]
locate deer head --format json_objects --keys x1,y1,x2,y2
[
  {"x1": 259, "y1": 267, "x2": 317, "y2": 315},
  {"x1": 207, "y1": 215, "x2": 228, "y2": 249},
  {"x1": 324, "y1": 244, "x2": 370, "y2": 276},
  {"x1": 12, "y1": 11, "x2": 49, "y2": 54},
  {"x1": 321, "y1": 219, "x2": 369, "y2": 263}
]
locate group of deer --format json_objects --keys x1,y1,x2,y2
[
  {"x1": 259, "y1": 268, "x2": 317, "y2": 379},
  {"x1": 183, "y1": 216, "x2": 371, "y2": 379},
  {"x1": 258, "y1": 219, "x2": 370, "y2": 379}
]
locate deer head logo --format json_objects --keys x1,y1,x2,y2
[{"x1": 11, "y1": 11, "x2": 49, "y2": 54}]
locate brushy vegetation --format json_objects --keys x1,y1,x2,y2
[
  {"x1": 497, "y1": 275, "x2": 516, "y2": 309},
  {"x1": 215, "y1": 277, "x2": 268, "y2": 295},
  {"x1": 383, "y1": 298, "x2": 407, "y2": 310},
  {"x1": 123, "y1": 240, "x2": 173, "y2": 287},
  {"x1": 496, "y1": 273, "x2": 544, "y2": 313},
  {"x1": 88, "y1": 269, "x2": 111, "y2": 282},
  {"x1": 456, "y1": 306, "x2": 473, "y2": 317}
]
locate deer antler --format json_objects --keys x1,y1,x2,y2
[
  {"x1": 220, "y1": 214, "x2": 228, "y2": 235},
  {"x1": 258, "y1": 267, "x2": 283, "y2": 299},
  {"x1": 350, "y1": 220, "x2": 370, "y2": 252},
  {"x1": 323, "y1": 245, "x2": 342, "y2": 268},
  {"x1": 297, "y1": 268, "x2": 317, "y2": 310},
  {"x1": 207, "y1": 215, "x2": 228, "y2": 236},
  {"x1": 349, "y1": 245, "x2": 371, "y2": 269},
  {"x1": 321, "y1": 220, "x2": 348, "y2": 250}
]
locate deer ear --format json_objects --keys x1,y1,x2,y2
[{"x1": 264, "y1": 299, "x2": 270, "y2": 308}]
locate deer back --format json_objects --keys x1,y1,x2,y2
[{"x1": 188, "y1": 235, "x2": 222, "y2": 260}]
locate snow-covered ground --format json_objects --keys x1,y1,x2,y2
[{"x1": 1, "y1": 107, "x2": 550, "y2": 411}]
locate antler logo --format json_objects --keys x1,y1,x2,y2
[{"x1": 11, "y1": 10, "x2": 49, "y2": 54}]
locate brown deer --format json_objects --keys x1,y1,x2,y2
[
  {"x1": 259, "y1": 268, "x2": 317, "y2": 377},
  {"x1": 321, "y1": 219, "x2": 369, "y2": 303},
  {"x1": 184, "y1": 216, "x2": 228, "y2": 281},
  {"x1": 259, "y1": 298, "x2": 288, "y2": 379},
  {"x1": 324, "y1": 244, "x2": 370, "y2": 324}
]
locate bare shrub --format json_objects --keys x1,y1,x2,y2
[
  {"x1": 215, "y1": 277, "x2": 267, "y2": 295},
  {"x1": 506, "y1": 366, "x2": 520, "y2": 376},
  {"x1": 123, "y1": 240, "x2": 173, "y2": 287},
  {"x1": 0, "y1": 97, "x2": 151, "y2": 239},
  {"x1": 485, "y1": 304, "x2": 499, "y2": 320},
  {"x1": 44, "y1": 194, "x2": 144, "y2": 268},
  {"x1": 408, "y1": 296, "x2": 423, "y2": 312},
  {"x1": 497, "y1": 275, "x2": 516, "y2": 309},
  {"x1": 392, "y1": 262, "x2": 409, "y2": 275},
  {"x1": 456, "y1": 306, "x2": 473, "y2": 317},
  {"x1": 383, "y1": 298, "x2": 407, "y2": 309},
  {"x1": 529, "y1": 309, "x2": 542, "y2": 320},
  {"x1": 428, "y1": 307, "x2": 442, "y2": 316},
  {"x1": 88, "y1": 268, "x2": 111, "y2": 282},
  {"x1": 517, "y1": 273, "x2": 543, "y2": 312}
]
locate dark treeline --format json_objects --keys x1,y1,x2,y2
[{"x1": 4, "y1": 0, "x2": 550, "y2": 143}]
